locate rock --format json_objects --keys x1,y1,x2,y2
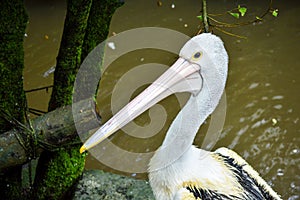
[{"x1": 72, "y1": 170, "x2": 155, "y2": 200}]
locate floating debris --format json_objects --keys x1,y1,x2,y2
[
  {"x1": 184, "y1": 24, "x2": 188, "y2": 27},
  {"x1": 276, "y1": 168, "x2": 284, "y2": 176},
  {"x1": 245, "y1": 102, "x2": 255, "y2": 108},
  {"x1": 265, "y1": 83, "x2": 271, "y2": 87},
  {"x1": 239, "y1": 117, "x2": 245, "y2": 123},
  {"x1": 171, "y1": 3, "x2": 175, "y2": 9},
  {"x1": 249, "y1": 82, "x2": 259, "y2": 89},
  {"x1": 43, "y1": 66, "x2": 56, "y2": 77},
  {"x1": 272, "y1": 95, "x2": 284, "y2": 100},
  {"x1": 291, "y1": 149, "x2": 299, "y2": 154},
  {"x1": 107, "y1": 42, "x2": 116, "y2": 50},
  {"x1": 273, "y1": 104, "x2": 282, "y2": 110},
  {"x1": 272, "y1": 118, "x2": 278, "y2": 125}
]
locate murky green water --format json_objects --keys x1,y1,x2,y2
[{"x1": 24, "y1": 0, "x2": 299, "y2": 199}]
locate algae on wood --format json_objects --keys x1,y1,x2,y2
[
  {"x1": 33, "y1": 0, "x2": 123, "y2": 199},
  {"x1": 0, "y1": 0, "x2": 124, "y2": 198},
  {"x1": 0, "y1": 99, "x2": 100, "y2": 171},
  {"x1": 33, "y1": 0, "x2": 92, "y2": 199},
  {"x1": 0, "y1": 0, "x2": 28, "y2": 198}
]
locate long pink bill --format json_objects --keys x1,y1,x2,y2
[{"x1": 80, "y1": 57, "x2": 202, "y2": 153}]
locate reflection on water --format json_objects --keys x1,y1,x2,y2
[{"x1": 24, "y1": 0, "x2": 299, "y2": 199}]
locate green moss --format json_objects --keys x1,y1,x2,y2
[
  {"x1": 33, "y1": 0, "x2": 92, "y2": 199},
  {"x1": 0, "y1": 0, "x2": 28, "y2": 132},
  {"x1": 48, "y1": 0, "x2": 92, "y2": 111},
  {"x1": 78, "y1": 0, "x2": 124, "y2": 98},
  {"x1": 81, "y1": 0, "x2": 124, "y2": 60},
  {"x1": 0, "y1": 0, "x2": 28, "y2": 199},
  {"x1": 33, "y1": 1, "x2": 123, "y2": 199},
  {"x1": 33, "y1": 147, "x2": 85, "y2": 200}
]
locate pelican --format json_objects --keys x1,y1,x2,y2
[{"x1": 80, "y1": 33, "x2": 281, "y2": 200}]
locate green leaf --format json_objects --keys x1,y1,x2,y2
[
  {"x1": 238, "y1": 6, "x2": 247, "y2": 16},
  {"x1": 256, "y1": 16, "x2": 262, "y2": 20},
  {"x1": 196, "y1": 15, "x2": 203, "y2": 21},
  {"x1": 229, "y1": 12, "x2": 240, "y2": 19},
  {"x1": 272, "y1": 9, "x2": 278, "y2": 17}
]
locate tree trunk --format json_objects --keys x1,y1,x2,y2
[
  {"x1": 32, "y1": 0, "x2": 92, "y2": 199},
  {"x1": 33, "y1": 0, "x2": 123, "y2": 198},
  {"x1": 75, "y1": 0, "x2": 124, "y2": 102},
  {"x1": 81, "y1": 0, "x2": 124, "y2": 60},
  {"x1": 0, "y1": 0, "x2": 28, "y2": 199}
]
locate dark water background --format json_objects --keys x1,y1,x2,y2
[{"x1": 24, "y1": 0, "x2": 299, "y2": 199}]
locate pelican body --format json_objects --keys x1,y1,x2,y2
[{"x1": 80, "y1": 33, "x2": 281, "y2": 200}]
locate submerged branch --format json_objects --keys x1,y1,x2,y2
[{"x1": 25, "y1": 85, "x2": 53, "y2": 93}]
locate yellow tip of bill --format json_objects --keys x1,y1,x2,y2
[{"x1": 80, "y1": 145, "x2": 87, "y2": 154}]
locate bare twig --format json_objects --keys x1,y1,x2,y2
[
  {"x1": 28, "y1": 108, "x2": 47, "y2": 116},
  {"x1": 25, "y1": 85, "x2": 53, "y2": 93},
  {"x1": 214, "y1": 27, "x2": 247, "y2": 39},
  {"x1": 197, "y1": 0, "x2": 277, "y2": 38},
  {"x1": 202, "y1": 0, "x2": 209, "y2": 33}
]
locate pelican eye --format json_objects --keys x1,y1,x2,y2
[{"x1": 193, "y1": 52, "x2": 202, "y2": 59}]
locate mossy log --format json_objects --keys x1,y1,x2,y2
[{"x1": 0, "y1": 99, "x2": 100, "y2": 171}]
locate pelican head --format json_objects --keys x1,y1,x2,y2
[
  {"x1": 80, "y1": 33, "x2": 228, "y2": 154},
  {"x1": 180, "y1": 33, "x2": 228, "y2": 77}
]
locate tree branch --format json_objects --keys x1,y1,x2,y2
[
  {"x1": 202, "y1": 0, "x2": 209, "y2": 33},
  {"x1": 0, "y1": 98, "x2": 100, "y2": 171}
]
